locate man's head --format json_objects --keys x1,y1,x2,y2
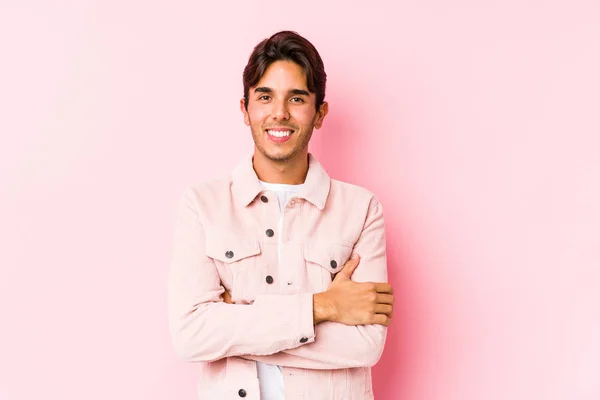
[{"x1": 240, "y1": 31, "x2": 328, "y2": 163}]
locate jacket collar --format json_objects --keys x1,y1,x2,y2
[{"x1": 231, "y1": 153, "x2": 331, "y2": 211}]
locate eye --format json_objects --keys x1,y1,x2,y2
[
  {"x1": 290, "y1": 97, "x2": 305, "y2": 103},
  {"x1": 258, "y1": 95, "x2": 271, "y2": 101}
]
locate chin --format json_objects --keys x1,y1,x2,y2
[
  {"x1": 259, "y1": 148, "x2": 292, "y2": 162},
  {"x1": 265, "y1": 153, "x2": 292, "y2": 162}
]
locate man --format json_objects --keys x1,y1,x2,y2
[{"x1": 168, "y1": 30, "x2": 394, "y2": 400}]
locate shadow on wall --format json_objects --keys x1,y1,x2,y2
[{"x1": 309, "y1": 94, "x2": 371, "y2": 183}]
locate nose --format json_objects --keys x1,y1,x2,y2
[{"x1": 271, "y1": 99, "x2": 290, "y2": 121}]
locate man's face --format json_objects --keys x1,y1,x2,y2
[{"x1": 241, "y1": 60, "x2": 328, "y2": 163}]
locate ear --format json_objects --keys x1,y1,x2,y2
[
  {"x1": 313, "y1": 101, "x2": 329, "y2": 129},
  {"x1": 240, "y1": 98, "x2": 250, "y2": 126}
]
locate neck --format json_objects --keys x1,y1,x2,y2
[{"x1": 252, "y1": 149, "x2": 309, "y2": 185}]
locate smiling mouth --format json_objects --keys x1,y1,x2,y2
[{"x1": 265, "y1": 129, "x2": 294, "y2": 138}]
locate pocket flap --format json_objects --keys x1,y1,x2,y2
[
  {"x1": 205, "y1": 230, "x2": 261, "y2": 263},
  {"x1": 303, "y1": 242, "x2": 353, "y2": 274}
]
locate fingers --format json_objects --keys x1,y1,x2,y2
[
  {"x1": 222, "y1": 287, "x2": 233, "y2": 304},
  {"x1": 376, "y1": 293, "x2": 394, "y2": 305},
  {"x1": 372, "y1": 313, "x2": 391, "y2": 327},
  {"x1": 338, "y1": 254, "x2": 360, "y2": 279},
  {"x1": 374, "y1": 303, "x2": 393, "y2": 318},
  {"x1": 373, "y1": 292, "x2": 394, "y2": 325},
  {"x1": 373, "y1": 282, "x2": 393, "y2": 294}
]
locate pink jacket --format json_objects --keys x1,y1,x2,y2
[{"x1": 168, "y1": 153, "x2": 389, "y2": 399}]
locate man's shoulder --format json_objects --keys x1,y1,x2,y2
[
  {"x1": 177, "y1": 173, "x2": 233, "y2": 207},
  {"x1": 187, "y1": 174, "x2": 232, "y2": 194},
  {"x1": 330, "y1": 178, "x2": 380, "y2": 207}
]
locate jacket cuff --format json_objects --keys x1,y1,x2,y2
[{"x1": 297, "y1": 292, "x2": 315, "y2": 345}]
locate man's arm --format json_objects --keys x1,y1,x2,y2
[
  {"x1": 167, "y1": 189, "x2": 316, "y2": 362},
  {"x1": 241, "y1": 197, "x2": 392, "y2": 369}
]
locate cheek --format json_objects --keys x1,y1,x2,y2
[
  {"x1": 293, "y1": 109, "x2": 317, "y2": 125},
  {"x1": 247, "y1": 107, "x2": 269, "y2": 125}
]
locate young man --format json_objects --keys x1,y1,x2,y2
[{"x1": 168, "y1": 31, "x2": 394, "y2": 400}]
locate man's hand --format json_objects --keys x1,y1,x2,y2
[
  {"x1": 313, "y1": 254, "x2": 394, "y2": 326},
  {"x1": 222, "y1": 288, "x2": 233, "y2": 304},
  {"x1": 220, "y1": 254, "x2": 394, "y2": 327}
]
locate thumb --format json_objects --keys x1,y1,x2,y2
[{"x1": 337, "y1": 254, "x2": 360, "y2": 280}]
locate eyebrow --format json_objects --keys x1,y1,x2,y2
[{"x1": 254, "y1": 87, "x2": 310, "y2": 96}]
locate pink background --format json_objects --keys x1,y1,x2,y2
[{"x1": 1, "y1": 1, "x2": 599, "y2": 399}]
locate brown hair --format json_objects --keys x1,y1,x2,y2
[{"x1": 243, "y1": 31, "x2": 326, "y2": 111}]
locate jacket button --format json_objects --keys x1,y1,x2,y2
[
  {"x1": 265, "y1": 229, "x2": 274, "y2": 237},
  {"x1": 225, "y1": 251, "x2": 234, "y2": 259},
  {"x1": 300, "y1": 337, "x2": 308, "y2": 343},
  {"x1": 266, "y1": 275, "x2": 274, "y2": 284},
  {"x1": 238, "y1": 388, "x2": 247, "y2": 397},
  {"x1": 260, "y1": 195, "x2": 268, "y2": 203},
  {"x1": 330, "y1": 260, "x2": 337, "y2": 268}
]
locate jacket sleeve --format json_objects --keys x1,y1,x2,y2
[
  {"x1": 167, "y1": 189, "x2": 316, "y2": 363},
  {"x1": 241, "y1": 197, "x2": 389, "y2": 369}
]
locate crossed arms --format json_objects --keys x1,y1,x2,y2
[{"x1": 167, "y1": 190, "x2": 394, "y2": 369}]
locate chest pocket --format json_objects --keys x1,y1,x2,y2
[
  {"x1": 205, "y1": 230, "x2": 264, "y2": 304},
  {"x1": 303, "y1": 242, "x2": 353, "y2": 292}
]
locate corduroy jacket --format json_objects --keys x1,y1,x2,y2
[{"x1": 168, "y1": 153, "x2": 388, "y2": 399}]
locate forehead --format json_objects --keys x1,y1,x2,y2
[{"x1": 255, "y1": 60, "x2": 309, "y2": 90}]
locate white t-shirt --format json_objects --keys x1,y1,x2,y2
[{"x1": 256, "y1": 180, "x2": 304, "y2": 400}]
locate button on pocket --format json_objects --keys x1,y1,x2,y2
[
  {"x1": 206, "y1": 232, "x2": 260, "y2": 264},
  {"x1": 205, "y1": 230, "x2": 263, "y2": 303},
  {"x1": 303, "y1": 242, "x2": 353, "y2": 292}
]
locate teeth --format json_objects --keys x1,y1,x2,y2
[{"x1": 267, "y1": 130, "x2": 292, "y2": 137}]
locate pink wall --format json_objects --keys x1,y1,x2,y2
[{"x1": 1, "y1": 1, "x2": 599, "y2": 399}]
